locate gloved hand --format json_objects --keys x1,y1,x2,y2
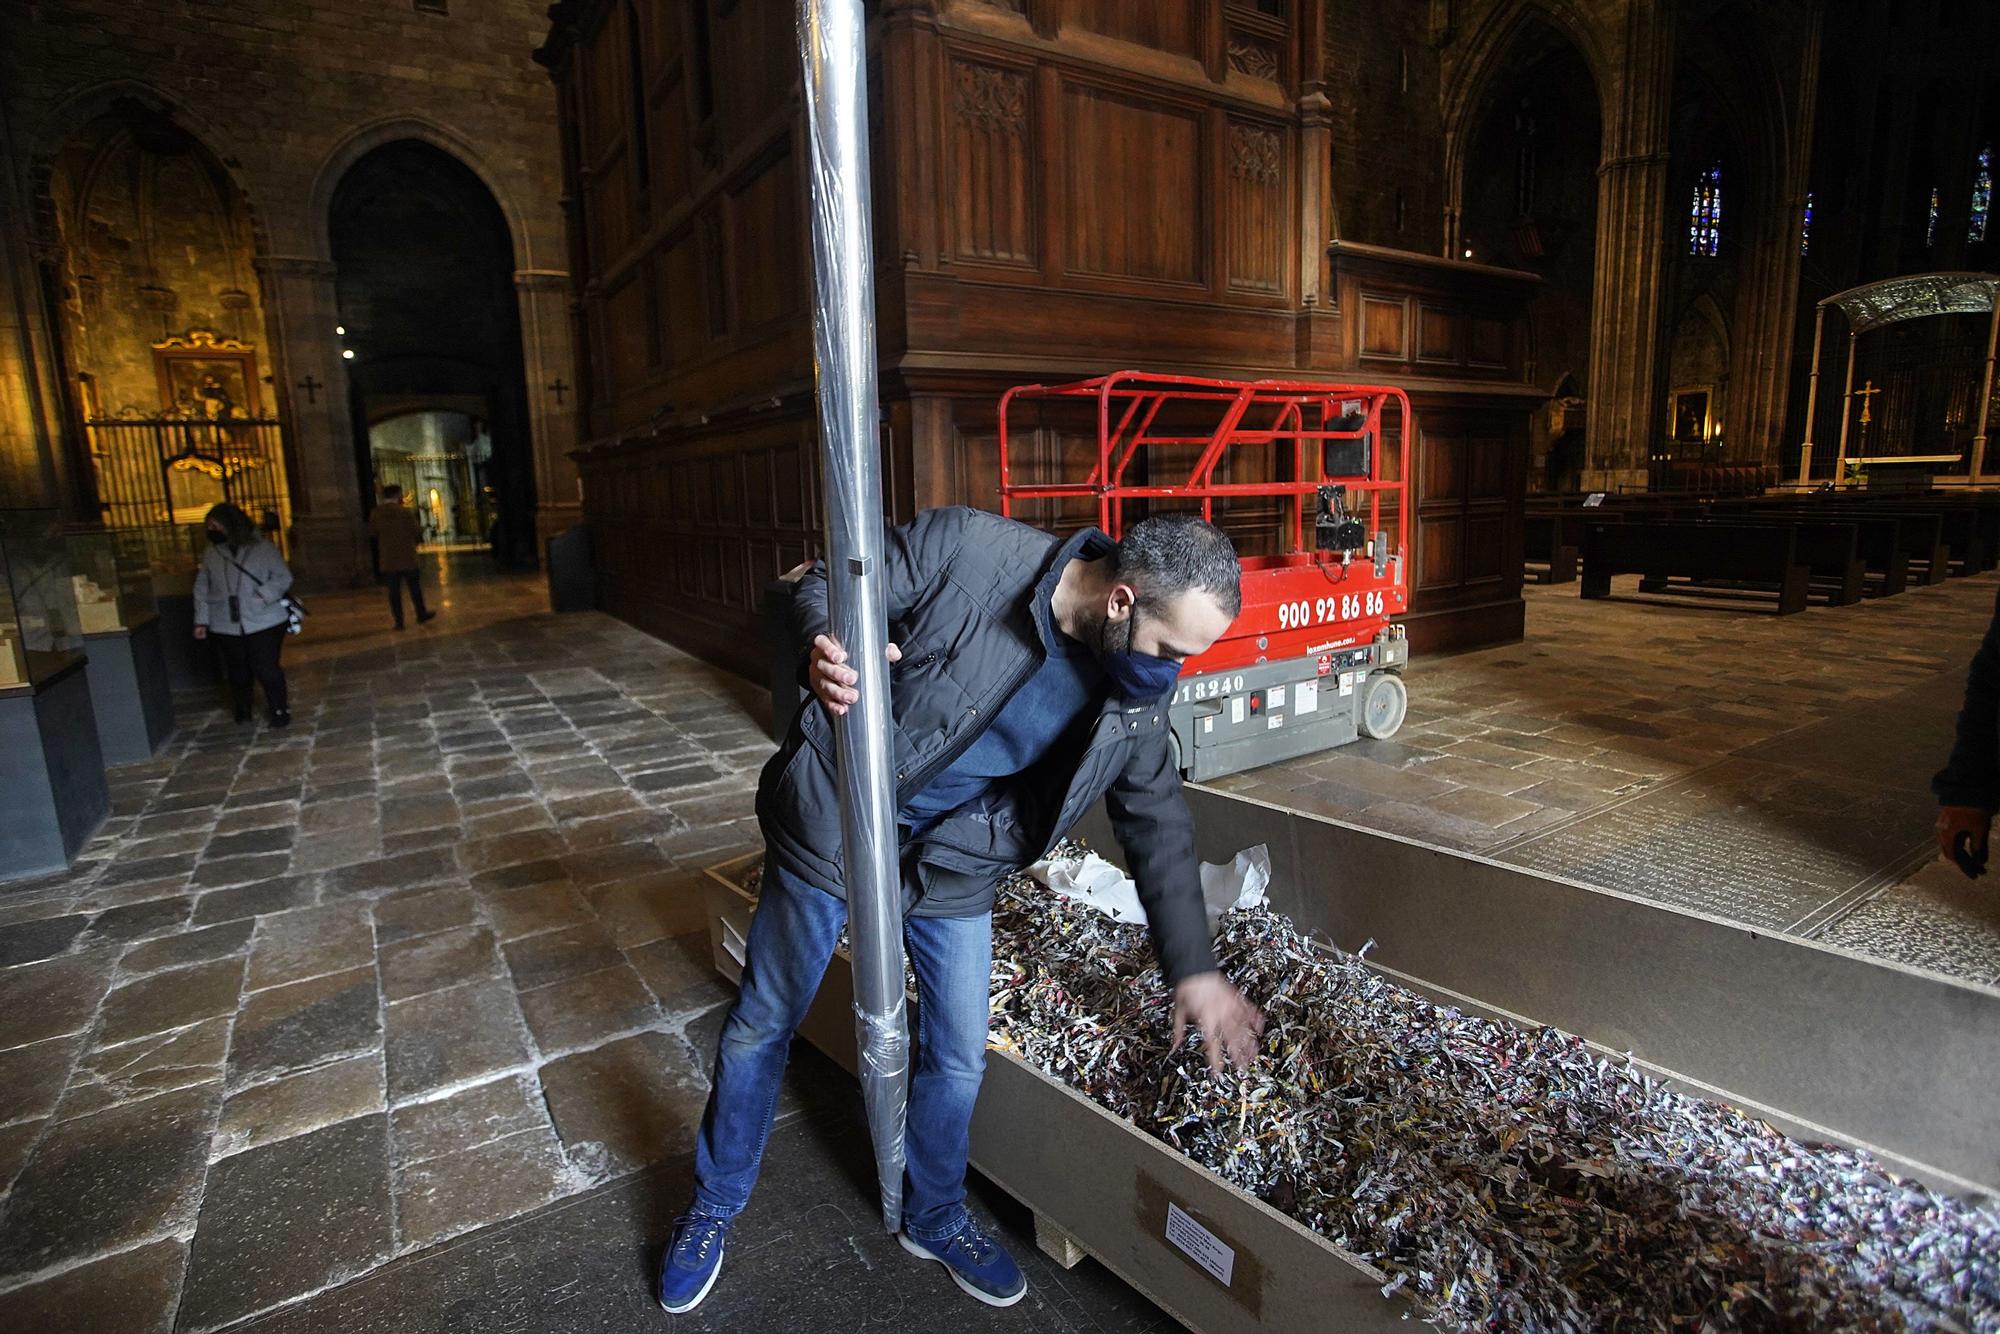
[{"x1": 1936, "y1": 805, "x2": 1992, "y2": 879}]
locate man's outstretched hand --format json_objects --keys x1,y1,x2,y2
[
  {"x1": 1172, "y1": 971, "x2": 1265, "y2": 1074},
  {"x1": 809, "y1": 633, "x2": 901, "y2": 716},
  {"x1": 1937, "y1": 804, "x2": 1992, "y2": 879}
]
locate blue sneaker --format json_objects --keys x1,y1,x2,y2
[
  {"x1": 658, "y1": 1213, "x2": 729, "y2": 1314},
  {"x1": 898, "y1": 1216, "x2": 1027, "y2": 1307}
]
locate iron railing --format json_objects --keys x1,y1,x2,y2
[{"x1": 85, "y1": 415, "x2": 291, "y2": 566}]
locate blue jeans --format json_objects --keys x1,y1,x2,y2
[{"x1": 692, "y1": 859, "x2": 992, "y2": 1241}]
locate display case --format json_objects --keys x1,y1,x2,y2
[
  {"x1": 64, "y1": 527, "x2": 157, "y2": 634},
  {"x1": 0, "y1": 509, "x2": 84, "y2": 691}
]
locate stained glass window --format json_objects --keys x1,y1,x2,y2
[
  {"x1": 1971, "y1": 145, "x2": 1992, "y2": 243},
  {"x1": 1801, "y1": 191, "x2": 1814, "y2": 256},
  {"x1": 1688, "y1": 165, "x2": 1722, "y2": 257},
  {"x1": 1927, "y1": 187, "x2": 1940, "y2": 248}
]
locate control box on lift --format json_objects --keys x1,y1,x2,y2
[{"x1": 998, "y1": 372, "x2": 1413, "y2": 782}]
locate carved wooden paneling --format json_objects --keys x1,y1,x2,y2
[
  {"x1": 730, "y1": 149, "x2": 801, "y2": 330},
  {"x1": 577, "y1": 15, "x2": 627, "y2": 163},
  {"x1": 1359, "y1": 295, "x2": 1408, "y2": 359},
  {"x1": 1063, "y1": 85, "x2": 1203, "y2": 285},
  {"x1": 649, "y1": 72, "x2": 692, "y2": 207},
  {"x1": 1468, "y1": 432, "x2": 1508, "y2": 499},
  {"x1": 587, "y1": 153, "x2": 635, "y2": 272},
  {"x1": 1465, "y1": 515, "x2": 1506, "y2": 580},
  {"x1": 1418, "y1": 514, "x2": 1463, "y2": 589},
  {"x1": 698, "y1": 211, "x2": 729, "y2": 337},
  {"x1": 1226, "y1": 29, "x2": 1282, "y2": 82},
  {"x1": 657, "y1": 232, "x2": 706, "y2": 367},
  {"x1": 1062, "y1": 1, "x2": 1199, "y2": 57},
  {"x1": 949, "y1": 60, "x2": 1037, "y2": 267},
  {"x1": 600, "y1": 269, "x2": 656, "y2": 399},
  {"x1": 1418, "y1": 305, "x2": 1459, "y2": 364},
  {"x1": 1225, "y1": 119, "x2": 1285, "y2": 295},
  {"x1": 1469, "y1": 316, "x2": 1509, "y2": 368},
  {"x1": 711, "y1": 0, "x2": 791, "y2": 145},
  {"x1": 1421, "y1": 428, "x2": 1463, "y2": 503}
]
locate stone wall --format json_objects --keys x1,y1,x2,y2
[{"x1": 0, "y1": 0, "x2": 579, "y2": 584}]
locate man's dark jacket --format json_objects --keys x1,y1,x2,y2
[
  {"x1": 757, "y1": 506, "x2": 1218, "y2": 985},
  {"x1": 1936, "y1": 582, "x2": 2000, "y2": 810}
]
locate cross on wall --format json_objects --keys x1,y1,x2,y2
[{"x1": 547, "y1": 379, "x2": 569, "y2": 406}]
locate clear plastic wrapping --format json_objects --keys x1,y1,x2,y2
[{"x1": 796, "y1": 0, "x2": 910, "y2": 1233}]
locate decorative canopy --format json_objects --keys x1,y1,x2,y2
[{"x1": 1819, "y1": 272, "x2": 2000, "y2": 334}]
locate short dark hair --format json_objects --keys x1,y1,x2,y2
[
  {"x1": 203, "y1": 502, "x2": 256, "y2": 545},
  {"x1": 382, "y1": 484, "x2": 404, "y2": 500},
  {"x1": 1111, "y1": 513, "x2": 1241, "y2": 618}
]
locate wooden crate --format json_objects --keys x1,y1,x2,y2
[{"x1": 701, "y1": 861, "x2": 1410, "y2": 1331}]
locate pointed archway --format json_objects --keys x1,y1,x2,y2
[{"x1": 328, "y1": 140, "x2": 539, "y2": 568}]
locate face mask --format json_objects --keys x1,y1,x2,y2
[
  {"x1": 1094, "y1": 607, "x2": 1183, "y2": 699},
  {"x1": 206, "y1": 528, "x2": 227, "y2": 545}
]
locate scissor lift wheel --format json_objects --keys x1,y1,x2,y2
[{"x1": 1356, "y1": 671, "x2": 1408, "y2": 739}]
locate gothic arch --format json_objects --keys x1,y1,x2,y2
[
  {"x1": 1441, "y1": 0, "x2": 1611, "y2": 253},
  {"x1": 307, "y1": 117, "x2": 534, "y2": 271},
  {"x1": 24, "y1": 78, "x2": 270, "y2": 254}
]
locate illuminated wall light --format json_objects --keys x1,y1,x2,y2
[
  {"x1": 335, "y1": 325, "x2": 346, "y2": 335},
  {"x1": 342, "y1": 349, "x2": 356, "y2": 360},
  {"x1": 1462, "y1": 246, "x2": 1473, "y2": 259}
]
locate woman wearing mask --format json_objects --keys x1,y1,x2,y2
[{"x1": 193, "y1": 503, "x2": 294, "y2": 726}]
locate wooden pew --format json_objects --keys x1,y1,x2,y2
[
  {"x1": 1705, "y1": 506, "x2": 1908, "y2": 598},
  {"x1": 1580, "y1": 520, "x2": 1812, "y2": 615},
  {"x1": 1523, "y1": 510, "x2": 1619, "y2": 584}
]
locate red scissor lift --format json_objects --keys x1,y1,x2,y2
[{"x1": 999, "y1": 371, "x2": 1413, "y2": 781}]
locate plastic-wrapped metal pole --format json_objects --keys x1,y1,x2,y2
[{"x1": 795, "y1": 0, "x2": 908, "y2": 1234}]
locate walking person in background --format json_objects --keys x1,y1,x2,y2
[
  {"x1": 193, "y1": 502, "x2": 294, "y2": 727},
  {"x1": 369, "y1": 484, "x2": 435, "y2": 630}
]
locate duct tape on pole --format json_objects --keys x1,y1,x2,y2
[{"x1": 796, "y1": 0, "x2": 909, "y2": 1234}]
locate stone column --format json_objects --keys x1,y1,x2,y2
[
  {"x1": 1582, "y1": 152, "x2": 1673, "y2": 492},
  {"x1": 1581, "y1": 1, "x2": 1675, "y2": 493},
  {"x1": 515, "y1": 268, "x2": 580, "y2": 549},
  {"x1": 254, "y1": 255, "x2": 367, "y2": 588}
]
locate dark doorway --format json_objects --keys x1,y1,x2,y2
[
  {"x1": 1461, "y1": 28, "x2": 1601, "y2": 494},
  {"x1": 329, "y1": 140, "x2": 538, "y2": 568}
]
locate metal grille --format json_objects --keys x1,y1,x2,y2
[{"x1": 85, "y1": 416, "x2": 291, "y2": 566}]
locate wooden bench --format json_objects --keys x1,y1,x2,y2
[
  {"x1": 1580, "y1": 520, "x2": 1812, "y2": 614},
  {"x1": 1523, "y1": 510, "x2": 1614, "y2": 584},
  {"x1": 1702, "y1": 508, "x2": 1907, "y2": 598},
  {"x1": 1787, "y1": 506, "x2": 1962, "y2": 580}
]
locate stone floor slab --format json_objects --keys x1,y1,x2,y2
[
  {"x1": 0, "y1": 1236, "x2": 186, "y2": 1334},
  {"x1": 378, "y1": 924, "x2": 502, "y2": 1002},
  {"x1": 0, "y1": 951, "x2": 117, "y2": 1050},
  {"x1": 0, "y1": 914, "x2": 89, "y2": 968},
  {"x1": 389, "y1": 1073, "x2": 547, "y2": 1168},
  {"x1": 95, "y1": 957, "x2": 244, "y2": 1047},
  {"x1": 372, "y1": 886, "x2": 477, "y2": 945},
  {"x1": 57, "y1": 1016, "x2": 231, "y2": 1121},
  {"x1": 392, "y1": 1126, "x2": 570, "y2": 1253},
  {"x1": 518, "y1": 963, "x2": 663, "y2": 1056},
  {"x1": 625, "y1": 932, "x2": 733, "y2": 1015},
  {"x1": 0, "y1": 1083, "x2": 219, "y2": 1281},
  {"x1": 228, "y1": 966, "x2": 382, "y2": 1092},
  {"x1": 384, "y1": 979, "x2": 532, "y2": 1104},
  {"x1": 119, "y1": 919, "x2": 255, "y2": 977},
  {"x1": 502, "y1": 921, "x2": 624, "y2": 992},
  {"x1": 178, "y1": 1113, "x2": 393, "y2": 1333},
  {"x1": 537, "y1": 1032, "x2": 707, "y2": 1177},
  {"x1": 0, "y1": 1033, "x2": 80, "y2": 1125},
  {"x1": 216, "y1": 1054, "x2": 386, "y2": 1158}
]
